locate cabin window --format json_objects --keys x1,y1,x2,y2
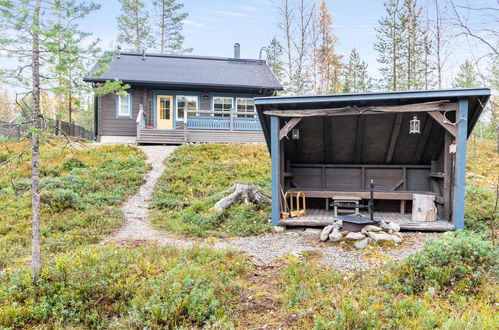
[
  {"x1": 213, "y1": 97, "x2": 233, "y2": 117},
  {"x1": 117, "y1": 92, "x2": 131, "y2": 117},
  {"x1": 236, "y1": 98, "x2": 255, "y2": 118},
  {"x1": 176, "y1": 95, "x2": 198, "y2": 120}
]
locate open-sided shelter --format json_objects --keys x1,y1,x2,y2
[{"x1": 255, "y1": 89, "x2": 491, "y2": 231}]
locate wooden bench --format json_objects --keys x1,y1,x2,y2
[{"x1": 286, "y1": 189, "x2": 442, "y2": 215}]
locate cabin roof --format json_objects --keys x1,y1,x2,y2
[
  {"x1": 84, "y1": 52, "x2": 283, "y2": 92},
  {"x1": 255, "y1": 88, "x2": 491, "y2": 154}
]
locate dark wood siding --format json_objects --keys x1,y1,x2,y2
[{"x1": 98, "y1": 90, "x2": 143, "y2": 136}]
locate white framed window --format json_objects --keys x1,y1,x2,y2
[
  {"x1": 176, "y1": 95, "x2": 198, "y2": 120},
  {"x1": 117, "y1": 92, "x2": 131, "y2": 117},
  {"x1": 213, "y1": 96, "x2": 233, "y2": 117},
  {"x1": 236, "y1": 98, "x2": 255, "y2": 118}
]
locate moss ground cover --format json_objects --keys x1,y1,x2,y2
[
  {"x1": 151, "y1": 143, "x2": 272, "y2": 237},
  {"x1": 276, "y1": 233, "x2": 498, "y2": 329},
  {"x1": 0, "y1": 245, "x2": 247, "y2": 328},
  {"x1": 0, "y1": 139, "x2": 149, "y2": 268}
]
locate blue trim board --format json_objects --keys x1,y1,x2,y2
[
  {"x1": 271, "y1": 116, "x2": 280, "y2": 226},
  {"x1": 453, "y1": 98, "x2": 468, "y2": 230}
]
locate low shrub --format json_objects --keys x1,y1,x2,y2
[
  {"x1": 0, "y1": 141, "x2": 148, "y2": 268},
  {"x1": 465, "y1": 185, "x2": 498, "y2": 233},
  {"x1": 388, "y1": 231, "x2": 498, "y2": 294},
  {"x1": 152, "y1": 144, "x2": 272, "y2": 237},
  {"x1": 41, "y1": 188, "x2": 79, "y2": 211},
  {"x1": 0, "y1": 246, "x2": 247, "y2": 328}
]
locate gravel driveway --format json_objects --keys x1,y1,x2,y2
[{"x1": 102, "y1": 145, "x2": 441, "y2": 271}]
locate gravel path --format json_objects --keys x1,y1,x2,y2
[
  {"x1": 101, "y1": 145, "x2": 193, "y2": 248},
  {"x1": 102, "y1": 145, "x2": 441, "y2": 271}
]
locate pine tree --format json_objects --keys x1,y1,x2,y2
[
  {"x1": 315, "y1": 0, "x2": 341, "y2": 93},
  {"x1": 374, "y1": 0, "x2": 405, "y2": 91},
  {"x1": 0, "y1": 0, "x2": 124, "y2": 282},
  {"x1": 47, "y1": 0, "x2": 101, "y2": 126},
  {"x1": 265, "y1": 37, "x2": 285, "y2": 81},
  {"x1": 153, "y1": 0, "x2": 191, "y2": 54},
  {"x1": 400, "y1": 0, "x2": 428, "y2": 90},
  {"x1": 453, "y1": 59, "x2": 479, "y2": 88},
  {"x1": 117, "y1": 0, "x2": 154, "y2": 52},
  {"x1": 342, "y1": 49, "x2": 373, "y2": 93}
]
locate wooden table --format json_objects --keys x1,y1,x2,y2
[{"x1": 331, "y1": 195, "x2": 362, "y2": 216}]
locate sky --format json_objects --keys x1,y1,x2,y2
[
  {"x1": 87, "y1": 0, "x2": 386, "y2": 77},
  {"x1": 84, "y1": 0, "x2": 498, "y2": 87}
]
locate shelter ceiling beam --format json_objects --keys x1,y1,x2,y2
[
  {"x1": 385, "y1": 113, "x2": 403, "y2": 163},
  {"x1": 428, "y1": 111, "x2": 457, "y2": 137},
  {"x1": 264, "y1": 101, "x2": 457, "y2": 117},
  {"x1": 279, "y1": 117, "x2": 302, "y2": 141}
]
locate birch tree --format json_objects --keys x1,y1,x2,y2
[
  {"x1": 428, "y1": 0, "x2": 451, "y2": 89},
  {"x1": 152, "y1": 0, "x2": 191, "y2": 54},
  {"x1": 117, "y1": 0, "x2": 154, "y2": 52}
]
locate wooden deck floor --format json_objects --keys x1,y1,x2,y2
[{"x1": 279, "y1": 208, "x2": 454, "y2": 231}]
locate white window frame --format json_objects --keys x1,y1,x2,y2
[
  {"x1": 212, "y1": 96, "x2": 234, "y2": 117},
  {"x1": 117, "y1": 92, "x2": 131, "y2": 117},
  {"x1": 176, "y1": 95, "x2": 199, "y2": 121},
  {"x1": 235, "y1": 97, "x2": 256, "y2": 118}
]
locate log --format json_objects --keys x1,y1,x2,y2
[
  {"x1": 412, "y1": 194, "x2": 438, "y2": 222},
  {"x1": 214, "y1": 184, "x2": 271, "y2": 211}
]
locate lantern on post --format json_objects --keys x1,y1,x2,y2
[{"x1": 409, "y1": 114, "x2": 420, "y2": 134}]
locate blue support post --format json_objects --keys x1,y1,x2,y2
[
  {"x1": 271, "y1": 116, "x2": 280, "y2": 226},
  {"x1": 453, "y1": 98, "x2": 468, "y2": 230}
]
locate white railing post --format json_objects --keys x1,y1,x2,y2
[
  {"x1": 183, "y1": 110, "x2": 188, "y2": 142},
  {"x1": 136, "y1": 104, "x2": 145, "y2": 141}
]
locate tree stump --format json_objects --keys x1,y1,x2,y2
[
  {"x1": 412, "y1": 194, "x2": 438, "y2": 222},
  {"x1": 213, "y1": 184, "x2": 271, "y2": 211}
]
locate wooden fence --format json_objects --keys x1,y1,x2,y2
[{"x1": 0, "y1": 118, "x2": 94, "y2": 140}]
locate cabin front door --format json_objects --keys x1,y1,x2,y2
[{"x1": 156, "y1": 95, "x2": 173, "y2": 129}]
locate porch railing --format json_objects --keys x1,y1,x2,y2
[
  {"x1": 136, "y1": 105, "x2": 146, "y2": 140},
  {"x1": 184, "y1": 110, "x2": 261, "y2": 131}
]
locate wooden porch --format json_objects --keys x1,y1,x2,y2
[
  {"x1": 279, "y1": 209, "x2": 455, "y2": 231},
  {"x1": 136, "y1": 106, "x2": 265, "y2": 144}
]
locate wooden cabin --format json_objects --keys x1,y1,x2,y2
[
  {"x1": 255, "y1": 89, "x2": 491, "y2": 231},
  {"x1": 84, "y1": 44, "x2": 282, "y2": 144}
]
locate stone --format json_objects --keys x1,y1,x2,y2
[
  {"x1": 340, "y1": 230, "x2": 350, "y2": 236},
  {"x1": 391, "y1": 234, "x2": 403, "y2": 243},
  {"x1": 362, "y1": 225, "x2": 382, "y2": 232},
  {"x1": 332, "y1": 223, "x2": 341, "y2": 231},
  {"x1": 273, "y1": 226, "x2": 285, "y2": 232},
  {"x1": 345, "y1": 232, "x2": 366, "y2": 240},
  {"x1": 329, "y1": 228, "x2": 343, "y2": 242},
  {"x1": 368, "y1": 232, "x2": 396, "y2": 243},
  {"x1": 387, "y1": 222, "x2": 401, "y2": 232},
  {"x1": 334, "y1": 220, "x2": 343, "y2": 229},
  {"x1": 305, "y1": 228, "x2": 322, "y2": 234},
  {"x1": 379, "y1": 221, "x2": 390, "y2": 230},
  {"x1": 354, "y1": 238, "x2": 370, "y2": 249},
  {"x1": 320, "y1": 225, "x2": 334, "y2": 241},
  {"x1": 393, "y1": 232, "x2": 404, "y2": 239},
  {"x1": 361, "y1": 228, "x2": 367, "y2": 235}
]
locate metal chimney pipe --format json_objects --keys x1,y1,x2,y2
[
  {"x1": 142, "y1": 49, "x2": 146, "y2": 60},
  {"x1": 234, "y1": 43, "x2": 240, "y2": 59}
]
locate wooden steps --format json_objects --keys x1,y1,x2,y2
[
  {"x1": 136, "y1": 128, "x2": 265, "y2": 144},
  {"x1": 137, "y1": 129, "x2": 185, "y2": 144}
]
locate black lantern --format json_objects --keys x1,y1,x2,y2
[{"x1": 409, "y1": 114, "x2": 420, "y2": 134}]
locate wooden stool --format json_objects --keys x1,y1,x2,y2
[{"x1": 331, "y1": 195, "x2": 362, "y2": 216}]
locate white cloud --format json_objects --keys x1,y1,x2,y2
[
  {"x1": 211, "y1": 10, "x2": 251, "y2": 17},
  {"x1": 184, "y1": 19, "x2": 211, "y2": 29}
]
